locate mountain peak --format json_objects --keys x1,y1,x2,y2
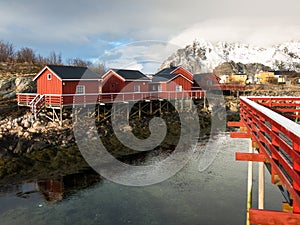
[{"x1": 160, "y1": 40, "x2": 300, "y2": 73}]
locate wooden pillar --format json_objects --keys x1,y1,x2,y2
[
  {"x1": 75, "y1": 108, "x2": 78, "y2": 122},
  {"x1": 127, "y1": 103, "x2": 129, "y2": 120},
  {"x1": 246, "y1": 139, "x2": 253, "y2": 225},
  {"x1": 97, "y1": 104, "x2": 100, "y2": 122},
  {"x1": 258, "y1": 162, "x2": 265, "y2": 210},
  {"x1": 159, "y1": 100, "x2": 162, "y2": 115},
  {"x1": 150, "y1": 101, "x2": 153, "y2": 114},
  {"x1": 166, "y1": 100, "x2": 169, "y2": 112},
  {"x1": 60, "y1": 106, "x2": 63, "y2": 126},
  {"x1": 181, "y1": 99, "x2": 183, "y2": 112},
  {"x1": 139, "y1": 102, "x2": 141, "y2": 119}
]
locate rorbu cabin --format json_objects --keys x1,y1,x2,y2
[
  {"x1": 101, "y1": 69, "x2": 150, "y2": 93},
  {"x1": 17, "y1": 65, "x2": 101, "y2": 108},
  {"x1": 149, "y1": 66, "x2": 195, "y2": 98},
  {"x1": 192, "y1": 73, "x2": 221, "y2": 90}
]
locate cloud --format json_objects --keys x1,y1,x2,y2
[
  {"x1": 94, "y1": 40, "x2": 182, "y2": 73},
  {"x1": 0, "y1": 0, "x2": 300, "y2": 66},
  {"x1": 169, "y1": 17, "x2": 300, "y2": 47}
]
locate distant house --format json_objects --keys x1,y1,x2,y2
[
  {"x1": 228, "y1": 73, "x2": 248, "y2": 84},
  {"x1": 149, "y1": 66, "x2": 194, "y2": 92},
  {"x1": 101, "y1": 69, "x2": 150, "y2": 93},
  {"x1": 32, "y1": 65, "x2": 101, "y2": 105},
  {"x1": 192, "y1": 73, "x2": 221, "y2": 90},
  {"x1": 255, "y1": 71, "x2": 275, "y2": 84}
]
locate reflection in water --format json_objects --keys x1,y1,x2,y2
[
  {"x1": 15, "y1": 168, "x2": 102, "y2": 203},
  {"x1": 0, "y1": 133, "x2": 284, "y2": 225}
]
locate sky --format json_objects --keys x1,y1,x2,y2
[{"x1": 1, "y1": 0, "x2": 300, "y2": 73}]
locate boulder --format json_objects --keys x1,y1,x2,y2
[
  {"x1": 14, "y1": 138, "x2": 27, "y2": 154},
  {"x1": 23, "y1": 120, "x2": 31, "y2": 128}
]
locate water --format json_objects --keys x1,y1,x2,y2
[{"x1": 0, "y1": 133, "x2": 283, "y2": 225}]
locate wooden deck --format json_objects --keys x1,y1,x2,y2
[{"x1": 17, "y1": 90, "x2": 206, "y2": 108}]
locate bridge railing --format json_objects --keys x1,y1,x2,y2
[
  {"x1": 247, "y1": 96, "x2": 300, "y2": 120},
  {"x1": 239, "y1": 96, "x2": 300, "y2": 210}
]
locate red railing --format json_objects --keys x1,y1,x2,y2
[
  {"x1": 17, "y1": 93, "x2": 38, "y2": 105},
  {"x1": 17, "y1": 90, "x2": 206, "y2": 106},
  {"x1": 234, "y1": 96, "x2": 300, "y2": 223}
]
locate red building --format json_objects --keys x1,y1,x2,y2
[
  {"x1": 192, "y1": 73, "x2": 221, "y2": 90},
  {"x1": 101, "y1": 69, "x2": 150, "y2": 93},
  {"x1": 150, "y1": 66, "x2": 194, "y2": 92},
  {"x1": 32, "y1": 65, "x2": 101, "y2": 105}
]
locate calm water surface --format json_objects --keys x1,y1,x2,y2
[{"x1": 0, "y1": 133, "x2": 283, "y2": 225}]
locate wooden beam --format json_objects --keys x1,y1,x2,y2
[
  {"x1": 236, "y1": 152, "x2": 266, "y2": 162},
  {"x1": 230, "y1": 132, "x2": 250, "y2": 138},
  {"x1": 227, "y1": 121, "x2": 244, "y2": 127},
  {"x1": 249, "y1": 209, "x2": 300, "y2": 225}
]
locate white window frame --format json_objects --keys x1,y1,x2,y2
[
  {"x1": 76, "y1": 85, "x2": 85, "y2": 94},
  {"x1": 158, "y1": 85, "x2": 162, "y2": 92},
  {"x1": 134, "y1": 85, "x2": 140, "y2": 93},
  {"x1": 176, "y1": 85, "x2": 182, "y2": 92},
  {"x1": 47, "y1": 74, "x2": 52, "y2": 80}
]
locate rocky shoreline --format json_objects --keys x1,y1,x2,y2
[{"x1": 1, "y1": 84, "x2": 299, "y2": 183}]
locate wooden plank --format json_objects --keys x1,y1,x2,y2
[
  {"x1": 230, "y1": 132, "x2": 250, "y2": 138},
  {"x1": 227, "y1": 121, "x2": 244, "y2": 127},
  {"x1": 249, "y1": 208, "x2": 300, "y2": 225},
  {"x1": 236, "y1": 152, "x2": 266, "y2": 162}
]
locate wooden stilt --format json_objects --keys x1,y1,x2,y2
[
  {"x1": 60, "y1": 106, "x2": 63, "y2": 126},
  {"x1": 127, "y1": 103, "x2": 129, "y2": 120},
  {"x1": 159, "y1": 100, "x2": 162, "y2": 115},
  {"x1": 150, "y1": 101, "x2": 152, "y2": 114},
  {"x1": 246, "y1": 139, "x2": 253, "y2": 225},
  {"x1": 139, "y1": 102, "x2": 141, "y2": 119},
  {"x1": 258, "y1": 162, "x2": 265, "y2": 209}
]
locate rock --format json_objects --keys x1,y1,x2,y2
[
  {"x1": 14, "y1": 138, "x2": 27, "y2": 154},
  {"x1": 28, "y1": 141, "x2": 49, "y2": 152},
  {"x1": 6, "y1": 125, "x2": 12, "y2": 130},
  {"x1": 32, "y1": 121, "x2": 41, "y2": 128},
  {"x1": 23, "y1": 132, "x2": 31, "y2": 139},
  {"x1": 27, "y1": 127, "x2": 37, "y2": 133},
  {"x1": 23, "y1": 120, "x2": 31, "y2": 128},
  {"x1": 18, "y1": 130, "x2": 24, "y2": 137}
]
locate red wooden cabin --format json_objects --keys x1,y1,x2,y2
[
  {"x1": 16, "y1": 65, "x2": 101, "y2": 108},
  {"x1": 149, "y1": 66, "x2": 194, "y2": 98},
  {"x1": 101, "y1": 69, "x2": 150, "y2": 93},
  {"x1": 192, "y1": 73, "x2": 221, "y2": 90}
]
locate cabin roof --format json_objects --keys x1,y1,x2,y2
[
  {"x1": 111, "y1": 69, "x2": 150, "y2": 80},
  {"x1": 194, "y1": 73, "x2": 221, "y2": 81},
  {"x1": 156, "y1": 66, "x2": 180, "y2": 76},
  {"x1": 152, "y1": 73, "x2": 193, "y2": 83},
  {"x1": 33, "y1": 65, "x2": 100, "y2": 81},
  {"x1": 47, "y1": 65, "x2": 99, "y2": 79},
  {"x1": 152, "y1": 73, "x2": 175, "y2": 82}
]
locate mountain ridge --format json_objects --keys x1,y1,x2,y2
[{"x1": 160, "y1": 39, "x2": 300, "y2": 74}]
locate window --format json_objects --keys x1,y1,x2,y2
[
  {"x1": 158, "y1": 85, "x2": 162, "y2": 92},
  {"x1": 134, "y1": 85, "x2": 140, "y2": 93},
  {"x1": 76, "y1": 85, "x2": 85, "y2": 94},
  {"x1": 47, "y1": 74, "x2": 52, "y2": 80},
  {"x1": 152, "y1": 85, "x2": 156, "y2": 91},
  {"x1": 176, "y1": 85, "x2": 182, "y2": 92}
]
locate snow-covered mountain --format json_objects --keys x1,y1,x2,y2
[{"x1": 160, "y1": 39, "x2": 300, "y2": 73}]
